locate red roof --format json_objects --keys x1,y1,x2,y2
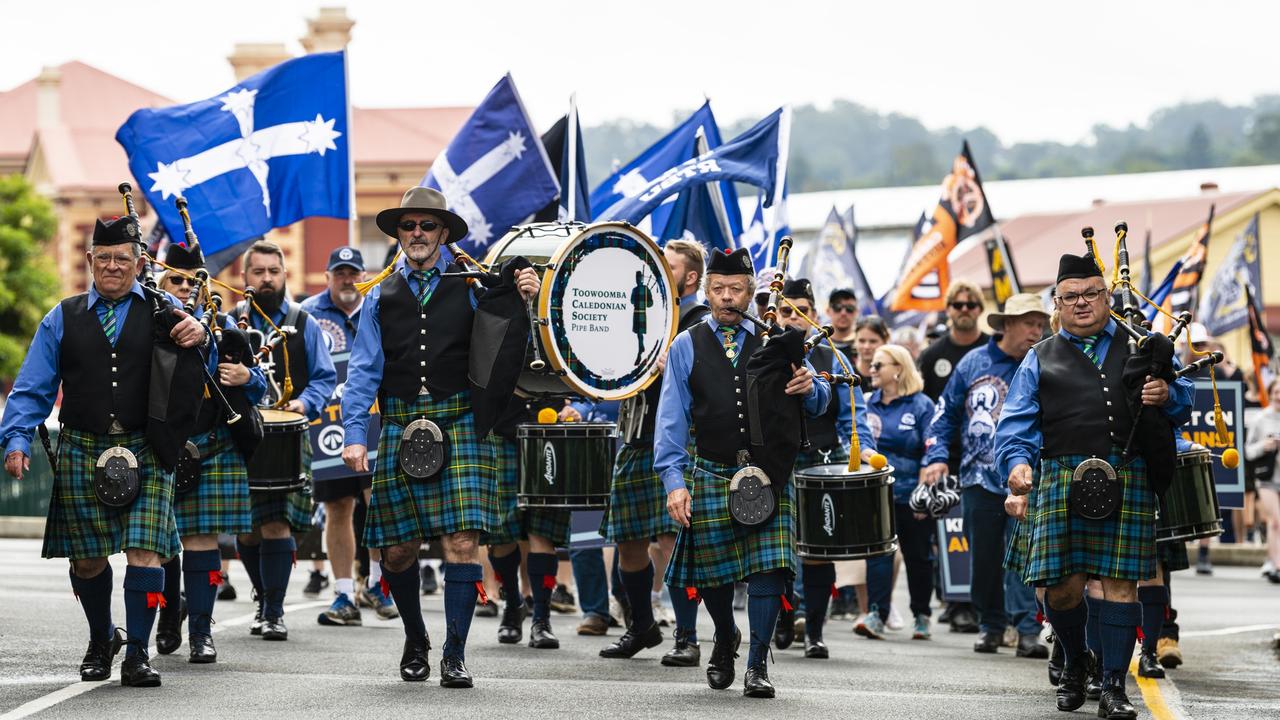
[{"x1": 352, "y1": 106, "x2": 471, "y2": 165}]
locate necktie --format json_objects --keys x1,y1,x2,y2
[
  {"x1": 718, "y1": 325, "x2": 739, "y2": 366},
  {"x1": 1075, "y1": 334, "x2": 1102, "y2": 366},
  {"x1": 100, "y1": 298, "x2": 121, "y2": 345},
  {"x1": 411, "y1": 269, "x2": 439, "y2": 307}
]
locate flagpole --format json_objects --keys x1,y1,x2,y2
[
  {"x1": 694, "y1": 127, "x2": 736, "y2": 248},
  {"x1": 567, "y1": 93, "x2": 579, "y2": 221}
]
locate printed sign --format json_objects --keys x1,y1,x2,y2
[
  {"x1": 936, "y1": 505, "x2": 971, "y2": 602},
  {"x1": 1180, "y1": 379, "x2": 1245, "y2": 509},
  {"x1": 308, "y1": 351, "x2": 381, "y2": 483}
]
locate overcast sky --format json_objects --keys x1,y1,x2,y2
[{"x1": 5, "y1": 0, "x2": 1278, "y2": 144}]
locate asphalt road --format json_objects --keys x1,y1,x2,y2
[{"x1": 0, "y1": 538, "x2": 1276, "y2": 719}]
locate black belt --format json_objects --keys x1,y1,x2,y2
[{"x1": 694, "y1": 447, "x2": 748, "y2": 466}]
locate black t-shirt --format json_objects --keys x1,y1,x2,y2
[
  {"x1": 917, "y1": 332, "x2": 990, "y2": 401},
  {"x1": 830, "y1": 339, "x2": 871, "y2": 392}
]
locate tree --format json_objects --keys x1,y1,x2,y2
[
  {"x1": 1248, "y1": 112, "x2": 1280, "y2": 162},
  {"x1": 1183, "y1": 123, "x2": 1213, "y2": 169},
  {"x1": 0, "y1": 174, "x2": 60, "y2": 382}
]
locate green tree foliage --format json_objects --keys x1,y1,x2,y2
[{"x1": 0, "y1": 175, "x2": 60, "y2": 382}]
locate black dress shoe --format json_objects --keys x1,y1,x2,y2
[
  {"x1": 529, "y1": 620, "x2": 559, "y2": 649},
  {"x1": 742, "y1": 662, "x2": 775, "y2": 698},
  {"x1": 439, "y1": 656, "x2": 473, "y2": 688},
  {"x1": 80, "y1": 627, "x2": 125, "y2": 681},
  {"x1": 773, "y1": 607, "x2": 796, "y2": 650},
  {"x1": 261, "y1": 617, "x2": 288, "y2": 641},
  {"x1": 1086, "y1": 652, "x2": 1103, "y2": 701},
  {"x1": 599, "y1": 622, "x2": 662, "y2": 658},
  {"x1": 249, "y1": 592, "x2": 265, "y2": 636},
  {"x1": 1137, "y1": 650, "x2": 1165, "y2": 679},
  {"x1": 1056, "y1": 652, "x2": 1090, "y2": 712},
  {"x1": 1047, "y1": 634, "x2": 1064, "y2": 686},
  {"x1": 1016, "y1": 633, "x2": 1049, "y2": 659},
  {"x1": 706, "y1": 628, "x2": 741, "y2": 690},
  {"x1": 155, "y1": 604, "x2": 182, "y2": 655},
  {"x1": 1098, "y1": 680, "x2": 1137, "y2": 719},
  {"x1": 973, "y1": 630, "x2": 1001, "y2": 653},
  {"x1": 188, "y1": 634, "x2": 217, "y2": 664},
  {"x1": 400, "y1": 638, "x2": 430, "y2": 682},
  {"x1": 661, "y1": 629, "x2": 701, "y2": 667},
  {"x1": 804, "y1": 639, "x2": 829, "y2": 659},
  {"x1": 120, "y1": 654, "x2": 162, "y2": 687},
  {"x1": 497, "y1": 602, "x2": 525, "y2": 644}
]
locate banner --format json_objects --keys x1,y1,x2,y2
[
  {"x1": 984, "y1": 230, "x2": 1021, "y2": 310},
  {"x1": 308, "y1": 352, "x2": 380, "y2": 483},
  {"x1": 800, "y1": 206, "x2": 880, "y2": 318},
  {"x1": 889, "y1": 140, "x2": 995, "y2": 312},
  {"x1": 935, "y1": 506, "x2": 971, "y2": 602},
  {"x1": 1179, "y1": 380, "x2": 1246, "y2": 509},
  {"x1": 1247, "y1": 283, "x2": 1275, "y2": 408},
  {"x1": 1162, "y1": 204, "x2": 1215, "y2": 332},
  {"x1": 1199, "y1": 213, "x2": 1261, "y2": 336}
]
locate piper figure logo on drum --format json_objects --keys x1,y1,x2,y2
[
  {"x1": 822, "y1": 493, "x2": 836, "y2": 537},
  {"x1": 543, "y1": 442, "x2": 557, "y2": 486}
]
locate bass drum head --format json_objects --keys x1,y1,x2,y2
[{"x1": 539, "y1": 222, "x2": 677, "y2": 401}]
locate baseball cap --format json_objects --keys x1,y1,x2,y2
[{"x1": 327, "y1": 246, "x2": 364, "y2": 272}]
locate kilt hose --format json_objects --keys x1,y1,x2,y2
[
  {"x1": 363, "y1": 392, "x2": 498, "y2": 548},
  {"x1": 665, "y1": 456, "x2": 796, "y2": 590},
  {"x1": 173, "y1": 426, "x2": 252, "y2": 538},
  {"x1": 1022, "y1": 451, "x2": 1157, "y2": 586},
  {"x1": 42, "y1": 428, "x2": 180, "y2": 561},
  {"x1": 601, "y1": 442, "x2": 679, "y2": 543},
  {"x1": 486, "y1": 433, "x2": 570, "y2": 547}
]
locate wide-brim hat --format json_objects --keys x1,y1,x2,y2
[
  {"x1": 375, "y1": 186, "x2": 468, "y2": 242},
  {"x1": 986, "y1": 293, "x2": 1050, "y2": 331}
]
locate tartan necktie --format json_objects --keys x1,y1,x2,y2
[
  {"x1": 99, "y1": 297, "x2": 122, "y2": 344},
  {"x1": 1074, "y1": 333, "x2": 1102, "y2": 365},
  {"x1": 718, "y1": 325, "x2": 740, "y2": 366},
  {"x1": 410, "y1": 269, "x2": 439, "y2": 307}
]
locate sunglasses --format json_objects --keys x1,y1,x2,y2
[
  {"x1": 870, "y1": 361, "x2": 897, "y2": 371},
  {"x1": 950, "y1": 301, "x2": 981, "y2": 311},
  {"x1": 398, "y1": 220, "x2": 441, "y2": 232},
  {"x1": 831, "y1": 304, "x2": 857, "y2": 314},
  {"x1": 779, "y1": 305, "x2": 812, "y2": 318},
  {"x1": 168, "y1": 276, "x2": 197, "y2": 286}
]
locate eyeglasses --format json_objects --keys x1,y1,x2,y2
[
  {"x1": 1056, "y1": 289, "x2": 1107, "y2": 306},
  {"x1": 92, "y1": 253, "x2": 136, "y2": 267},
  {"x1": 950, "y1": 301, "x2": 981, "y2": 311},
  {"x1": 779, "y1": 305, "x2": 811, "y2": 318},
  {"x1": 398, "y1": 220, "x2": 440, "y2": 232},
  {"x1": 831, "y1": 304, "x2": 857, "y2": 314}
]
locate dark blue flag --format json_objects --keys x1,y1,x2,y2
[
  {"x1": 558, "y1": 98, "x2": 591, "y2": 223},
  {"x1": 1200, "y1": 213, "x2": 1262, "y2": 336}
]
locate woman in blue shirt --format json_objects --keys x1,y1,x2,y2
[{"x1": 861, "y1": 344, "x2": 937, "y2": 640}]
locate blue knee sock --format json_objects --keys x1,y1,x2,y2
[
  {"x1": 620, "y1": 564, "x2": 656, "y2": 631},
  {"x1": 122, "y1": 565, "x2": 165, "y2": 658},
  {"x1": 384, "y1": 563, "x2": 427, "y2": 645},
  {"x1": 161, "y1": 556, "x2": 182, "y2": 614},
  {"x1": 489, "y1": 548, "x2": 523, "y2": 608},
  {"x1": 1044, "y1": 600, "x2": 1088, "y2": 662},
  {"x1": 259, "y1": 537, "x2": 296, "y2": 620},
  {"x1": 699, "y1": 583, "x2": 737, "y2": 641},
  {"x1": 1099, "y1": 600, "x2": 1141, "y2": 687},
  {"x1": 526, "y1": 552, "x2": 557, "y2": 623},
  {"x1": 236, "y1": 540, "x2": 264, "y2": 596},
  {"x1": 668, "y1": 584, "x2": 698, "y2": 643},
  {"x1": 1085, "y1": 595, "x2": 1103, "y2": 657},
  {"x1": 183, "y1": 549, "x2": 222, "y2": 637},
  {"x1": 69, "y1": 565, "x2": 114, "y2": 643},
  {"x1": 1137, "y1": 586, "x2": 1167, "y2": 654},
  {"x1": 746, "y1": 571, "x2": 786, "y2": 666},
  {"x1": 442, "y1": 563, "x2": 483, "y2": 660},
  {"x1": 802, "y1": 563, "x2": 836, "y2": 642}
]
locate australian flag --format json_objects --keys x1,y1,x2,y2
[
  {"x1": 117, "y1": 51, "x2": 350, "y2": 260},
  {"x1": 424, "y1": 74, "x2": 559, "y2": 254}
]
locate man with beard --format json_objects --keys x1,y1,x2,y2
[
  {"x1": 657, "y1": 247, "x2": 831, "y2": 698},
  {"x1": 922, "y1": 293, "x2": 1050, "y2": 660},
  {"x1": 301, "y1": 248, "x2": 397, "y2": 626},
  {"x1": 236, "y1": 241, "x2": 337, "y2": 641},
  {"x1": 342, "y1": 186, "x2": 541, "y2": 687},
  {"x1": 825, "y1": 288, "x2": 859, "y2": 364}
]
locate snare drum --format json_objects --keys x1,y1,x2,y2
[
  {"x1": 486, "y1": 222, "x2": 678, "y2": 401},
  {"x1": 246, "y1": 408, "x2": 308, "y2": 493},
  {"x1": 516, "y1": 422, "x2": 616, "y2": 509},
  {"x1": 1157, "y1": 449, "x2": 1223, "y2": 544},
  {"x1": 794, "y1": 463, "x2": 898, "y2": 560}
]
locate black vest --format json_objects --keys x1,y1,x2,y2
[
  {"x1": 59, "y1": 293, "x2": 154, "y2": 434},
  {"x1": 378, "y1": 266, "x2": 473, "y2": 403},
  {"x1": 1037, "y1": 332, "x2": 1133, "y2": 459},
  {"x1": 627, "y1": 301, "x2": 711, "y2": 446},
  {"x1": 237, "y1": 301, "x2": 311, "y2": 401},
  {"x1": 194, "y1": 313, "x2": 249, "y2": 434},
  {"x1": 689, "y1": 322, "x2": 760, "y2": 465},
  {"x1": 806, "y1": 344, "x2": 840, "y2": 450}
]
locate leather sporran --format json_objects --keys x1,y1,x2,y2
[
  {"x1": 1067, "y1": 457, "x2": 1121, "y2": 520},
  {"x1": 399, "y1": 419, "x2": 447, "y2": 480},
  {"x1": 94, "y1": 446, "x2": 141, "y2": 508}
]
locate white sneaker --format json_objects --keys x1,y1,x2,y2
[
  {"x1": 653, "y1": 599, "x2": 674, "y2": 627},
  {"x1": 1262, "y1": 559, "x2": 1275, "y2": 576},
  {"x1": 886, "y1": 606, "x2": 905, "y2": 631}
]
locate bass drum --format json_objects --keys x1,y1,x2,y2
[{"x1": 486, "y1": 222, "x2": 678, "y2": 401}]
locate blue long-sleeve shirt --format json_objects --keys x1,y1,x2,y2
[
  {"x1": 923, "y1": 337, "x2": 1027, "y2": 495},
  {"x1": 342, "y1": 259, "x2": 478, "y2": 445},
  {"x1": 867, "y1": 390, "x2": 935, "y2": 503},
  {"x1": 653, "y1": 316, "x2": 831, "y2": 494},
  {"x1": 247, "y1": 297, "x2": 336, "y2": 421},
  {"x1": 1, "y1": 281, "x2": 217, "y2": 457},
  {"x1": 994, "y1": 319, "x2": 1195, "y2": 478},
  {"x1": 811, "y1": 341, "x2": 861, "y2": 448}
]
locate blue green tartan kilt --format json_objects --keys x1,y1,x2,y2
[
  {"x1": 42, "y1": 429, "x2": 181, "y2": 561},
  {"x1": 364, "y1": 392, "x2": 498, "y2": 548},
  {"x1": 601, "y1": 442, "x2": 680, "y2": 543},
  {"x1": 1004, "y1": 517, "x2": 1031, "y2": 576},
  {"x1": 486, "y1": 434, "x2": 570, "y2": 547},
  {"x1": 1023, "y1": 452, "x2": 1157, "y2": 586},
  {"x1": 173, "y1": 426, "x2": 253, "y2": 538},
  {"x1": 249, "y1": 435, "x2": 313, "y2": 533},
  {"x1": 795, "y1": 443, "x2": 851, "y2": 471},
  {"x1": 664, "y1": 456, "x2": 796, "y2": 589}
]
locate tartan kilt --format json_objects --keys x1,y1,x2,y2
[
  {"x1": 486, "y1": 434, "x2": 570, "y2": 547},
  {"x1": 1004, "y1": 518, "x2": 1031, "y2": 576},
  {"x1": 664, "y1": 456, "x2": 796, "y2": 589},
  {"x1": 42, "y1": 429, "x2": 180, "y2": 560},
  {"x1": 795, "y1": 443, "x2": 851, "y2": 471},
  {"x1": 601, "y1": 442, "x2": 679, "y2": 543},
  {"x1": 173, "y1": 426, "x2": 253, "y2": 537},
  {"x1": 1023, "y1": 452, "x2": 1156, "y2": 586},
  {"x1": 364, "y1": 392, "x2": 497, "y2": 548}
]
